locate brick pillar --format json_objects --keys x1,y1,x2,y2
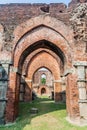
[
  {"x1": 15, "y1": 73, "x2": 21, "y2": 117},
  {"x1": 66, "y1": 73, "x2": 79, "y2": 120},
  {"x1": 24, "y1": 78, "x2": 32, "y2": 102},
  {"x1": 54, "y1": 80, "x2": 62, "y2": 102},
  {"x1": 61, "y1": 76, "x2": 66, "y2": 103},
  {"x1": 5, "y1": 66, "x2": 21, "y2": 123}
]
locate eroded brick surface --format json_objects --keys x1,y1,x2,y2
[{"x1": 0, "y1": 0, "x2": 87, "y2": 125}]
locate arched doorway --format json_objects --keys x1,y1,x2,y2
[
  {"x1": 26, "y1": 51, "x2": 61, "y2": 101},
  {"x1": 41, "y1": 88, "x2": 46, "y2": 95},
  {"x1": 5, "y1": 15, "x2": 79, "y2": 125},
  {"x1": 32, "y1": 67, "x2": 54, "y2": 97}
]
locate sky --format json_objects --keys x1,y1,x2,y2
[{"x1": 0, "y1": 0, "x2": 71, "y2": 5}]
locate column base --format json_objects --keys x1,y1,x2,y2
[
  {"x1": 79, "y1": 99, "x2": 87, "y2": 123},
  {"x1": 66, "y1": 116, "x2": 87, "y2": 126},
  {"x1": 0, "y1": 118, "x2": 5, "y2": 124}
]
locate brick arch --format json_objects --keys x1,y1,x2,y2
[
  {"x1": 33, "y1": 66, "x2": 53, "y2": 80},
  {"x1": 27, "y1": 52, "x2": 60, "y2": 80},
  {"x1": 23, "y1": 49, "x2": 63, "y2": 76},
  {"x1": 13, "y1": 26, "x2": 73, "y2": 68},
  {"x1": 32, "y1": 67, "x2": 53, "y2": 88},
  {"x1": 13, "y1": 15, "x2": 74, "y2": 48},
  {"x1": 6, "y1": 15, "x2": 78, "y2": 123},
  {"x1": 22, "y1": 48, "x2": 63, "y2": 76},
  {"x1": 32, "y1": 67, "x2": 53, "y2": 89},
  {"x1": 26, "y1": 52, "x2": 62, "y2": 103},
  {"x1": 41, "y1": 87, "x2": 46, "y2": 95},
  {"x1": 39, "y1": 86, "x2": 47, "y2": 95}
]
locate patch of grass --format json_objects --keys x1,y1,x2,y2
[{"x1": 0, "y1": 96, "x2": 87, "y2": 130}]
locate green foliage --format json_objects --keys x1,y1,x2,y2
[
  {"x1": 0, "y1": 97, "x2": 87, "y2": 130},
  {"x1": 41, "y1": 78, "x2": 46, "y2": 84}
]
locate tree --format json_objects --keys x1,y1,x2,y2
[{"x1": 41, "y1": 77, "x2": 46, "y2": 84}]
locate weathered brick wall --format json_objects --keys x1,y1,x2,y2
[
  {"x1": 33, "y1": 70, "x2": 53, "y2": 86},
  {"x1": 32, "y1": 69, "x2": 53, "y2": 96},
  {"x1": 0, "y1": 3, "x2": 70, "y2": 52},
  {"x1": 0, "y1": 3, "x2": 67, "y2": 27},
  {"x1": 0, "y1": 0, "x2": 86, "y2": 53},
  {"x1": 0, "y1": 0, "x2": 87, "y2": 125}
]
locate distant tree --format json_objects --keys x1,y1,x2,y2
[{"x1": 41, "y1": 78, "x2": 46, "y2": 84}]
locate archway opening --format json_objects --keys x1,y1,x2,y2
[
  {"x1": 41, "y1": 73, "x2": 46, "y2": 85},
  {"x1": 41, "y1": 88, "x2": 46, "y2": 95},
  {"x1": 4, "y1": 15, "x2": 81, "y2": 126},
  {"x1": 8, "y1": 39, "x2": 67, "y2": 124},
  {"x1": 17, "y1": 39, "x2": 66, "y2": 72},
  {"x1": 7, "y1": 24, "x2": 70, "y2": 123},
  {"x1": 14, "y1": 39, "x2": 66, "y2": 116},
  {"x1": 32, "y1": 67, "x2": 54, "y2": 98}
]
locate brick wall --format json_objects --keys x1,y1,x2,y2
[{"x1": 0, "y1": 0, "x2": 87, "y2": 125}]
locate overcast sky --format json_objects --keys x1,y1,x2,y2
[{"x1": 0, "y1": 0, "x2": 71, "y2": 5}]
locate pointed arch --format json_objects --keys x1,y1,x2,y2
[
  {"x1": 13, "y1": 14, "x2": 74, "y2": 48},
  {"x1": 27, "y1": 51, "x2": 60, "y2": 80}
]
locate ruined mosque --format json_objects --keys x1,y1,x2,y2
[{"x1": 0, "y1": 0, "x2": 87, "y2": 125}]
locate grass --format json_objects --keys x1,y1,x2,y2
[{"x1": 0, "y1": 96, "x2": 87, "y2": 130}]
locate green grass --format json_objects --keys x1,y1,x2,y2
[{"x1": 0, "y1": 96, "x2": 87, "y2": 130}]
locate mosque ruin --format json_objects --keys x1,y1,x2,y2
[{"x1": 0, "y1": 0, "x2": 87, "y2": 125}]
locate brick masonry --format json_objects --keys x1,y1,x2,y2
[{"x1": 0, "y1": 0, "x2": 87, "y2": 125}]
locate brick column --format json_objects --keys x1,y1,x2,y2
[
  {"x1": 5, "y1": 66, "x2": 21, "y2": 123},
  {"x1": 54, "y1": 80, "x2": 62, "y2": 102},
  {"x1": 63, "y1": 67, "x2": 79, "y2": 122},
  {"x1": 61, "y1": 76, "x2": 66, "y2": 102},
  {"x1": 66, "y1": 73, "x2": 79, "y2": 119},
  {"x1": 24, "y1": 78, "x2": 32, "y2": 102}
]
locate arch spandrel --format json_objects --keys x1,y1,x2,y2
[{"x1": 13, "y1": 15, "x2": 74, "y2": 48}]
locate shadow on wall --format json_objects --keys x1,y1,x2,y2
[{"x1": 20, "y1": 79, "x2": 32, "y2": 102}]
